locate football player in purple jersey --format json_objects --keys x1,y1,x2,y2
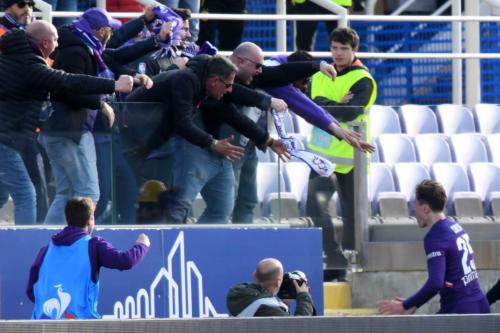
[{"x1": 378, "y1": 180, "x2": 490, "y2": 314}]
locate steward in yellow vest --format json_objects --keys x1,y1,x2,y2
[
  {"x1": 308, "y1": 58, "x2": 377, "y2": 173},
  {"x1": 305, "y1": 27, "x2": 376, "y2": 282}
]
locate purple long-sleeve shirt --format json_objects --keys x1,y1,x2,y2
[
  {"x1": 403, "y1": 218, "x2": 487, "y2": 313},
  {"x1": 264, "y1": 55, "x2": 340, "y2": 132},
  {"x1": 26, "y1": 226, "x2": 149, "y2": 303}
]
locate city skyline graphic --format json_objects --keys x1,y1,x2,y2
[{"x1": 102, "y1": 231, "x2": 228, "y2": 319}]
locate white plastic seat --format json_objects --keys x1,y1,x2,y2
[
  {"x1": 413, "y1": 134, "x2": 452, "y2": 168},
  {"x1": 377, "y1": 134, "x2": 417, "y2": 167},
  {"x1": 393, "y1": 162, "x2": 431, "y2": 214},
  {"x1": 369, "y1": 163, "x2": 405, "y2": 217},
  {"x1": 399, "y1": 104, "x2": 439, "y2": 136},
  {"x1": 256, "y1": 162, "x2": 287, "y2": 217},
  {"x1": 436, "y1": 104, "x2": 475, "y2": 135},
  {"x1": 370, "y1": 138, "x2": 380, "y2": 162},
  {"x1": 473, "y1": 103, "x2": 500, "y2": 134},
  {"x1": 294, "y1": 114, "x2": 313, "y2": 140},
  {"x1": 283, "y1": 161, "x2": 311, "y2": 215},
  {"x1": 469, "y1": 162, "x2": 500, "y2": 216},
  {"x1": 487, "y1": 133, "x2": 500, "y2": 163},
  {"x1": 449, "y1": 134, "x2": 489, "y2": 168},
  {"x1": 369, "y1": 105, "x2": 401, "y2": 138},
  {"x1": 431, "y1": 163, "x2": 483, "y2": 218}
]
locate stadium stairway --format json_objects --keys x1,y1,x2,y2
[{"x1": 323, "y1": 281, "x2": 378, "y2": 316}]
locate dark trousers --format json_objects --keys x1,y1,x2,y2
[
  {"x1": 306, "y1": 170, "x2": 354, "y2": 269},
  {"x1": 198, "y1": 0, "x2": 246, "y2": 51},
  {"x1": 21, "y1": 142, "x2": 51, "y2": 224},
  {"x1": 287, "y1": 0, "x2": 339, "y2": 51}
]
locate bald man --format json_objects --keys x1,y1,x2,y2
[
  {"x1": 218, "y1": 42, "x2": 342, "y2": 223},
  {"x1": 226, "y1": 258, "x2": 314, "y2": 317},
  {"x1": 0, "y1": 21, "x2": 133, "y2": 225}
]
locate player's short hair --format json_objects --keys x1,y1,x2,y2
[
  {"x1": 255, "y1": 266, "x2": 282, "y2": 283},
  {"x1": 415, "y1": 180, "x2": 447, "y2": 212},
  {"x1": 206, "y1": 55, "x2": 238, "y2": 79},
  {"x1": 329, "y1": 27, "x2": 360, "y2": 50},
  {"x1": 65, "y1": 197, "x2": 95, "y2": 228}
]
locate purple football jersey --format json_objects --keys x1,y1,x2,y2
[{"x1": 403, "y1": 218, "x2": 489, "y2": 313}]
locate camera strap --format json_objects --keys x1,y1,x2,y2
[{"x1": 237, "y1": 297, "x2": 288, "y2": 317}]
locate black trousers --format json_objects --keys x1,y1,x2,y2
[
  {"x1": 198, "y1": 0, "x2": 246, "y2": 51},
  {"x1": 306, "y1": 170, "x2": 354, "y2": 269},
  {"x1": 287, "y1": 0, "x2": 340, "y2": 51}
]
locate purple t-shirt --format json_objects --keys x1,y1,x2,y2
[{"x1": 403, "y1": 218, "x2": 487, "y2": 313}]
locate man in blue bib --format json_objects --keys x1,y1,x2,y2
[{"x1": 27, "y1": 197, "x2": 150, "y2": 319}]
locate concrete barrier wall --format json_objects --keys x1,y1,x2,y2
[{"x1": 1, "y1": 315, "x2": 500, "y2": 333}]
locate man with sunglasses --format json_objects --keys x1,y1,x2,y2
[
  {"x1": 0, "y1": 0, "x2": 34, "y2": 36},
  {"x1": 220, "y1": 42, "x2": 345, "y2": 224}
]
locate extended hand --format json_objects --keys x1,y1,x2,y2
[
  {"x1": 115, "y1": 75, "x2": 134, "y2": 93},
  {"x1": 211, "y1": 136, "x2": 245, "y2": 161},
  {"x1": 377, "y1": 298, "x2": 416, "y2": 315},
  {"x1": 134, "y1": 74, "x2": 154, "y2": 89},
  {"x1": 100, "y1": 102, "x2": 115, "y2": 128},
  {"x1": 136, "y1": 233, "x2": 151, "y2": 247},
  {"x1": 331, "y1": 126, "x2": 375, "y2": 153},
  {"x1": 270, "y1": 98, "x2": 288, "y2": 112},
  {"x1": 270, "y1": 139, "x2": 291, "y2": 162},
  {"x1": 319, "y1": 61, "x2": 337, "y2": 80}
]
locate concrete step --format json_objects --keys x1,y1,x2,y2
[{"x1": 324, "y1": 282, "x2": 351, "y2": 310}]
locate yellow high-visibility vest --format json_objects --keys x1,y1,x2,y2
[{"x1": 308, "y1": 62, "x2": 377, "y2": 174}]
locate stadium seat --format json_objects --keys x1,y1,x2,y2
[
  {"x1": 449, "y1": 134, "x2": 489, "y2": 168},
  {"x1": 487, "y1": 133, "x2": 500, "y2": 163},
  {"x1": 294, "y1": 113, "x2": 314, "y2": 139},
  {"x1": 368, "y1": 163, "x2": 408, "y2": 220},
  {"x1": 468, "y1": 162, "x2": 500, "y2": 216},
  {"x1": 413, "y1": 134, "x2": 452, "y2": 168},
  {"x1": 369, "y1": 105, "x2": 401, "y2": 138},
  {"x1": 431, "y1": 163, "x2": 484, "y2": 220},
  {"x1": 473, "y1": 103, "x2": 500, "y2": 134},
  {"x1": 370, "y1": 139, "x2": 380, "y2": 162},
  {"x1": 377, "y1": 134, "x2": 417, "y2": 167},
  {"x1": 256, "y1": 162, "x2": 287, "y2": 217},
  {"x1": 399, "y1": 104, "x2": 439, "y2": 136},
  {"x1": 436, "y1": 104, "x2": 475, "y2": 135},
  {"x1": 393, "y1": 162, "x2": 431, "y2": 214},
  {"x1": 283, "y1": 161, "x2": 311, "y2": 215}
]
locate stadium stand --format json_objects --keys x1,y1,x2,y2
[
  {"x1": 449, "y1": 133, "x2": 489, "y2": 168},
  {"x1": 436, "y1": 104, "x2": 476, "y2": 135},
  {"x1": 473, "y1": 103, "x2": 500, "y2": 134},
  {"x1": 398, "y1": 104, "x2": 439, "y2": 136},
  {"x1": 413, "y1": 134, "x2": 453, "y2": 168},
  {"x1": 393, "y1": 162, "x2": 431, "y2": 215},
  {"x1": 369, "y1": 105, "x2": 401, "y2": 138},
  {"x1": 377, "y1": 133, "x2": 417, "y2": 167}
]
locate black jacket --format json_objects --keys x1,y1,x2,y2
[
  {"x1": 226, "y1": 283, "x2": 314, "y2": 317},
  {"x1": 0, "y1": 29, "x2": 115, "y2": 151},
  {"x1": 487, "y1": 278, "x2": 500, "y2": 305},
  {"x1": 126, "y1": 55, "x2": 271, "y2": 153},
  {"x1": 45, "y1": 25, "x2": 157, "y2": 142}
]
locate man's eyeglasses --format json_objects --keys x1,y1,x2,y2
[
  {"x1": 16, "y1": 1, "x2": 35, "y2": 8},
  {"x1": 217, "y1": 78, "x2": 233, "y2": 89},
  {"x1": 238, "y1": 56, "x2": 263, "y2": 70}
]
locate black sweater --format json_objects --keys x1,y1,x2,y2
[{"x1": 0, "y1": 29, "x2": 115, "y2": 151}]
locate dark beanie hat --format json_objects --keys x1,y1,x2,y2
[{"x1": 4, "y1": 0, "x2": 22, "y2": 9}]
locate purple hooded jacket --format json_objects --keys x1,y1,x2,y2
[
  {"x1": 264, "y1": 55, "x2": 340, "y2": 132},
  {"x1": 26, "y1": 226, "x2": 149, "y2": 303}
]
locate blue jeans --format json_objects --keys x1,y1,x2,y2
[
  {"x1": 0, "y1": 143, "x2": 36, "y2": 224},
  {"x1": 40, "y1": 132, "x2": 99, "y2": 224},
  {"x1": 44, "y1": 0, "x2": 78, "y2": 27},
  {"x1": 166, "y1": 137, "x2": 234, "y2": 224},
  {"x1": 160, "y1": 0, "x2": 200, "y2": 41},
  {"x1": 95, "y1": 136, "x2": 138, "y2": 224},
  {"x1": 231, "y1": 145, "x2": 258, "y2": 223}
]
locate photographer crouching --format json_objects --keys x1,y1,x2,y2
[{"x1": 226, "y1": 258, "x2": 315, "y2": 317}]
